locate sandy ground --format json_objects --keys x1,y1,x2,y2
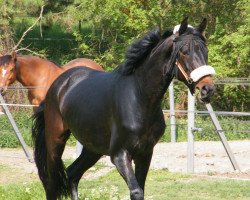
[{"x1": 0, "y1": 140, "x2": 249, "y2": 184}]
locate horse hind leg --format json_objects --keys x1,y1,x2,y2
[
  {"x1": 44, "y1": 111, "x2": 71, "y2": 199},
  {"x1": 67, "y1": 148, "x2": 102, "y2": 200}
]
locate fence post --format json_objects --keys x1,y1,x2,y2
[
  {"x1": 169, "y1": 81, "x2": 176, "y2": 142},
  {"x1": 187, "y1": 90, "x2": 195, "y2": 173},
  {"x1": 0, "y1": 94, "x2": 33, "y2": 163},
  {"x1": 205, "y1": 103, "x2": 240, "y2": 171}
]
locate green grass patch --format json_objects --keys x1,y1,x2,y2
[
  {"x1": 0, "y1": 164, "x2": 9, "y2": 171},
  {"x1": 0, "y1": 169, "x2": 249, "y2": 200},
  {"x1": 0, "y1": 182, "x2": 45, "y2": 200}
]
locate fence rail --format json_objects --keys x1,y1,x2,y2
[{"x1": 163, "y1": 109, "x2": 250, "y2": 116}]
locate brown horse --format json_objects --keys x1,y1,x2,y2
[{"x1": 0, "y1": 51, "x2": 103, "y2": 107}]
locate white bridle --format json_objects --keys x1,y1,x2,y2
[
  {"x1": 190, "y1": 65, "x2": 216, "y2": 82},
  {"x1": 173, "y1": 24, "x2": 194, "y2": 34}
]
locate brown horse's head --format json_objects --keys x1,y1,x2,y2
[
  {"x1": 0, "y1": 51, "x2": 17, "y2": 94},
  {"x1": 173, "y1": 17, "x2": 215, "y2": 103}
]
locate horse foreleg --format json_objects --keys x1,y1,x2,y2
[
  {"x1": 67, "y1": 148, "x2": 102, "y2": 200},
  {"x1": 111, "y1": 150, "x2": 144, "y2": 200},
  {"x1": 134, "y1": 151, "x2": 153, "y2": 191}
]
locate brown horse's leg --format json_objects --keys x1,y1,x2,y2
[
  {"x1": 111, "y1": 150, "x2": 143, "y2": 200},
  {"x1": 28, "y1": 93, "x2": 39, "y2": 113},
  {"x1": 44, "y1": 108, "x2": 70, "y2": 200},
  {"x1": 67, "y1": 148, "x2": 102, "y2": 200}
]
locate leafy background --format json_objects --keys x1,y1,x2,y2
[{"x1": 0, "y1": 0, "x2": 249, "y2": 147}]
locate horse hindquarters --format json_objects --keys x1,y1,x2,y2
[{"x1": 32, "y1": 101, "x2": 70, "y2": 199}]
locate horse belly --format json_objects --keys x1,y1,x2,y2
[{"x1": 61, "y1": 81, "x2": 113, "y2": 154}]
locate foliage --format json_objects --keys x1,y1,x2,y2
[
  {"x1": 0, "y1": 0, "x2": 249, "y2": 112},
  {"x1": 0, "y1": 111, "x2": 32, "y2": 148},
  {"x1": 0, "y1": 0, "x2": 15, "y2": 53},
  {"x1": 61, "y1": 0, "x2": 250, "y2": 110},
  {"x1": 208, "y1": 0, "x2": 250, "y2": 77},
  {"x1": 206, "y1": 0, "x2": 250, "y2": 111}
]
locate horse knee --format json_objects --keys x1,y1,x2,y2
[{"x1": 130, "y1": 188, "x2": 144, "y2": 200}]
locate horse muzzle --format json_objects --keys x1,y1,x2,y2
[
  {"x1": 195, "y1": 74, "x2": 215, "y2": 103},
  {"x1": 199, "y1": 84, "x2": 215, "y2": 103}
]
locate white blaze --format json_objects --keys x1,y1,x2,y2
[{"x1": 2, "y1": 69, "x2": 7, "y2": 78}]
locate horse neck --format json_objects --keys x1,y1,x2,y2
[
  {"x1": 134, "y1": 40, "x2": 174, "y2": 104},
  {"x1": 16, "y1": 56, "x2": 62, "y2": 87}
]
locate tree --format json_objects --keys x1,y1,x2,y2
[{"x1": 0, "y1": 0, "x2": 16, "y2": 53}]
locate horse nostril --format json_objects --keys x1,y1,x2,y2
[
  {"x1": 201, "y1": 84, "x2": 215, "y2": 99},
  {"x1": 201, "y1": 85, "x2": 209, "y2": 96}
]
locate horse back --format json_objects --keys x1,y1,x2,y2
[
  {"x1": 47, "y1": 66, "x2": 98, "y2": 103},
  {"x1": 62, "y1": 58, "x2": 104, "y2": 72}
]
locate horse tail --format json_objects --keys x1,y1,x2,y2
[
  {"x1": 32, "y1": 101, "x2": 70, "y2": 199},
  {"x1": 32, "y1": 101, "x2": 48, "y2": 188}
]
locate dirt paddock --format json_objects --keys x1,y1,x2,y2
[{"x1": 0, "y1": 140, "x2": 249, "y2": 184}]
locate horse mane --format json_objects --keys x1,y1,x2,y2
[
  {"x1": 0, "y1": 55, "x2": 13, "y2": 65},
  {"x1": 117, "y1": 28, "x2": 173, "y2": 75}
]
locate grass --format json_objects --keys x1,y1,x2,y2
[{"x1": 0, "y1": 168, "x2": 249, "y2": 200}]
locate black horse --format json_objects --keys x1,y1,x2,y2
[{"x1": 32, "y1": 17, "x2": 215, "y2": 200}]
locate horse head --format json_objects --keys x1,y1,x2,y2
[
  {"x1": 0, "y1": 51, "x2": 17, "y2": 94},
  {"x1": 170, "y1": 17, "x2": 215, "y2": 103}
]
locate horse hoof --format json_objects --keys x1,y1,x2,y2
[{"x1": 130, "y1": 188, "x2": 144, "y2": 200}]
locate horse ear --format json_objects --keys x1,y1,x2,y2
[
  {"x1": 11, "y1": 51, "x2": 17, "y2": 62},
  {"x1": 178, "y1": 17, "x2": 188, "y2": 35},
  {"x1": 197, "y1": 18, "x2": 207, "y2": 34}
]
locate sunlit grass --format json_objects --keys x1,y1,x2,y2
[{"x1": 0, "y1": 168, "x2": 249, "y2": 200}]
